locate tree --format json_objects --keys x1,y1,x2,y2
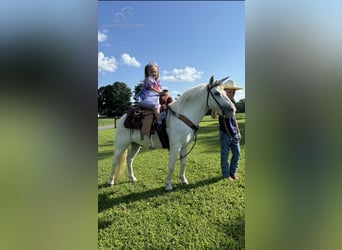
[
  {"x1": 98, "y1": 85, "x2": 114, "y2": 116},
  {"x1": 132, "y1": 81, "x2": 143, "y2": 104},
  {"x1": 98, "y1": 82, "x2": 132, "y2": 117},
  {"x1": 235, "y1": 98, "x2": 245, "y2": 113}
]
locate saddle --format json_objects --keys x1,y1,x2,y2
[
  {"x1": 124, "y1": 105, "x2": 154, "y2": 136},
  {"x1": 124, "y1": 105, "x2": 170, "y2": 149}
]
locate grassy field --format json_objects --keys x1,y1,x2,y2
[
  {"x1": 98, "y1": 114, "x2": 245, "y2": 249},
  {"x1": 98, "y1": 117, "x2": 118, "y2": 127}
]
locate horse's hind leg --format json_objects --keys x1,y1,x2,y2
[
  {"x1": 108, "y1": 146, "x2": 128, "y2": 185},
  {"x1": 127, "y1": 142, "x2": 141, "y2": 182},
  {"x1": 179, "y1": 146, "x2": 189, "y2": 185}
]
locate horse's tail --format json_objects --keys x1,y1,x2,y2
[{"x1": 114, "y1": 149, "x2": 128, "y2": 182}]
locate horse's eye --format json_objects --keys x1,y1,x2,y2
[{"x1": 214, "y1": 92, "x2": 220, "y2": 96}]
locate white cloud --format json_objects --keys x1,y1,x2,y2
[
  {"x1": 161, "y1": 75, "x2": 176, "y2": 81},
  {"x1": 98, "y1": 52, "x2": 117, "y2": 72},
  {"x1": 121, "y1": 53, "x2": 141, "y2": 67},
  {"x1": 161, "y1": 66, "x2": 203, "y2": 82},
  {"x1": 98, "y1": 30, "x2": 107, "y2": 42}
]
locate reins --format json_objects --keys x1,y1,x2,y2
[
  {"x1": 222, "y1": 116, "x2": 240, "y2": 145},
  {"x1": 180, "y1": 133, "x2": 198, "y2": 160}
]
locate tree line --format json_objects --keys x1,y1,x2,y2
[{"x1": 98, "y1": 81, "x2": 245, "y2": 117}]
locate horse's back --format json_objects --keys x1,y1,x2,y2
[{"x1": 116, "y1": 113, "x2": 128, "y2": 130}]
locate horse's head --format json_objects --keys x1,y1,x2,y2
[{"x1": 207, "y1": 76, "x2": 236, "y2": 117}]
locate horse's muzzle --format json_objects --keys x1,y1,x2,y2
[{"x1": 222, "y1": 106, "x2": 236, "y2": 117}]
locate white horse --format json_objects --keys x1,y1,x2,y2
[{"x1": 108, "y1": 76, "x2": 236, "y2": 191}]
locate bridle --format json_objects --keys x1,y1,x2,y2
[
  {"x1": 168, "y1": 76, "x2": 233, "y2": 159},
  {"x1": 207, "y1": 77, "x2": 239, "y2": 145},
  {"x1": 206, "y1": 76, "x2": 231, "y2": 115},
  {"x1": 169, "y1": 76, "x2": 232, "y2": 133}
]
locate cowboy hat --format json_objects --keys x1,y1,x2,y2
[{"x1": 223, "y1": 80, "x2": 243, "y2": 90}]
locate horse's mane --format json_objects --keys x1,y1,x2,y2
[{"x1": 169, "y1": 84, "x2": 207, "y2": 114}]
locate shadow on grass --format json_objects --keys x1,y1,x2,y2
[
  {"x1": 98, "y1": 176, "x2": 222, "y2": 229},
  {"x1": 98, "y1": 219, "x2": 112, "y2": 230},
  {"x1": 98, "y1": 150, "x2": 114, "y2": 160}
]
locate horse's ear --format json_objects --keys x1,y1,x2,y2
[
  {"x1": 220, "y1": 76, "x2": 230, "y2": 83},
  {"x1": 209, "y1": 76, "x2": 215, "y2": 86}
]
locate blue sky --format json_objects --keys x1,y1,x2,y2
[{"x1": 98, "y1": 1, "x2": 245, "y2": 101}]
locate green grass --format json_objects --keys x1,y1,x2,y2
[{"x1": 98, "y1": 114, "x2": 245, "y2": 249}]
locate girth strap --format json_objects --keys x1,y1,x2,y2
[{"x1": 168, "y1": 107, "x2": 199, "y2": 132}]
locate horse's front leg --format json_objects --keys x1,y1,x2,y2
[
  {"x1": 179, "y1": 146, "x2": 189, "y2": 185},
  {"x1": 165, "y1": 146, "x2": 180, "y2": 191}
]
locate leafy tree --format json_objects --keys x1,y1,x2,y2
[
  {"x1": 132, "y1": 81, "x2": 143, "y2": 104},
  {"x1": 98, "y1": 81, "x2": 132, "y2": 117},
  {"x1": 98, "y1": 85, "x2": 114, "y2": 116},
  {"x1": 235, "y1": 98, "x2": 245, "y2": 113}
]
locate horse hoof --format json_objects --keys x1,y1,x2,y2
[
  {"x1": 165, "y1": 184, "x2": 173, "y2": 191},
  {"x1": 129, "y1": 177, "x2": 138, "y2": 182},
  {"x1": 179, "y1": 178, "x2": 189, "y2": 185}
]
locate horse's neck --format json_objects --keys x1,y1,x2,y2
[
  {"x1": 184, "y1": 105, "x2": 208, "y2": 125},
  {"x1": 173, "y1": 91, "x2": 208, "y2": 125}
]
